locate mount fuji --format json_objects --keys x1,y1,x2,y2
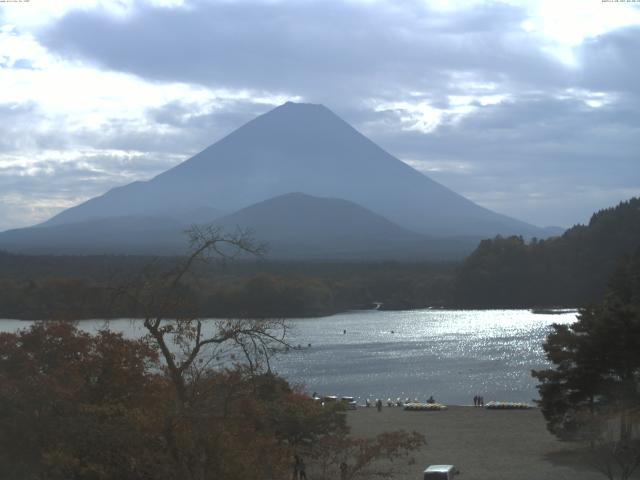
[{"x1": 0, "y1": 102, "x2": 557, "y2": 258}]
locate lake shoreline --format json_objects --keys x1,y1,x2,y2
[{"x1": 0, "y1": 306, "x2": 579, "y2": 322}]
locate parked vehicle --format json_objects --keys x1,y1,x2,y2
[
  {"x1": 340, "y1": 396, "x2": 357, "y2": 410},
  {"x1": 423, "y1": 464, "x2": 459, "y2": 480},
  {"x1": 321, "y1": 395, "x2": 338, "y2": 406}
]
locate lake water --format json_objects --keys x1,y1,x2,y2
[{"x1": 0, "y1": 309, "x2": 578, "y2": 405}]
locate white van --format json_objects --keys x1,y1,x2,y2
[{"x1": 423, "y1": 465, "x2": 459, "y2": 480}]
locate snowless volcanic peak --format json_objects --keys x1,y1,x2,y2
[{"x1": 40, "y1": 101, "x2": 544, "y2": 238}]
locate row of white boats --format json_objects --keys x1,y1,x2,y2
[{"x1": 312, "y1": 395, "x2": 532, "y2": 410}]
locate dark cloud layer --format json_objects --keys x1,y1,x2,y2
[
  {"x1": 41, "y1": 1, "x2": 567, "y2": 102},
  {"x1": 375, "y1": 91, "x2": 640, "y2": 223},
  {"x1": 2, "y1": 0, "x2": 638, "y2": 228}
]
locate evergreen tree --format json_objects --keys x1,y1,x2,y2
[{"x1": 532, "y1": 247, "x2": 640, "y2": 442}]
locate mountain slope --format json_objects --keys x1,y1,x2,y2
[
  {"x1": 41, "y1": 102, "x2": 546, "y2": 238},
  {"x1": 452, "y1": 197, "x2": 640, "y2": 307},
  {"x1": 0, "y1": 216, "x2": 187, "y2": 255},
  {"x1": 0, "y1": 193, "x2": 480, "y2": 259}
]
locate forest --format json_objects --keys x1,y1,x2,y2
[
  {"x1": 0, "y1": 252, "x2": 454, "y2": 319},
  {"x1": 452, "y1": 197, "x2": 640, "y2": 308}
]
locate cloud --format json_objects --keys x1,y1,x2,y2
[
  {"x1": 372, "y1": 90, "x2": 640, "y2": 226},
  {"x1": 0, "y1": 0, "x2": 638, "y2": 230},
  {"x1": 0, "y1": 21, "x2": 302, "y2": 229},
  {"x1": 40, "y1": 1, "x2": 567, "y2": 102},
  {"x1": 577, "y1": 26, "x2": 640, "y2": 93},
  {"x1": 0, "y1": 149, "x2": 186, "y2": 230}
]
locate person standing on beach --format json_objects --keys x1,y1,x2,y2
[
  {"x1": 298, "y1": 456, "x2": 307, "y2": 480},
  {"x1": 473, "y1": 395, "x2": 478, "y2": 407},
  {"x1": 293, "y1": 455, "x2": 307, "y2": 480},
  {"x1": 293, "y1": 454, "x2": 299, "y2": 479},
  {"x1": 376, "y1": 398, "x2": 382, "y2": 412},
  {"x1": 340, "y1": 461, "x2": 348, "y2": 480}
]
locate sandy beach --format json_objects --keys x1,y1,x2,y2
[{"x1": 347, "y1": 406, "x2": 623, "y2": 480}]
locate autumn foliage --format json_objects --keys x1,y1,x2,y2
[
  {"x1": 0, "y1": 322, "x2": 164, "y2": 479},
  {"x1": 0, "y1": 322, "x2": 424, "y2": 480}
]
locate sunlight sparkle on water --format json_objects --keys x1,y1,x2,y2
[
  {"x1": 0, "y1": 309, "x2": 577, "y2": 405},
  {"x1": 274, "y1": 309, "x2": 577, "y2": 404}
]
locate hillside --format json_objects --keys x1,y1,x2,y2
[
  {"x1": 451, "y1": 197, "x2": 640, "y2": 307},
  {"x1": 212, "y1": 193, "x2": 479, "y2": 260}
]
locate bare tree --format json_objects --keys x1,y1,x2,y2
[
  {"x1": 114, "y1": 226, "x2": 291, "y2": 480},
  {"x1": 117, "y1": 226, "x2": 288, "y2": 388}
]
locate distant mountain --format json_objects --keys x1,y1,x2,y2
[
  {"x1": 174, "y1": 206, "x2": 225, "y2": 225},
  {"x1": 452, "y1": 197, "x2": 640, "y2": 308},
  {"x1": 0, "y1": 193, "x2": 480, "y2": 259},
  {"x1": 39, "y1": 102, "x2": 548, "y2": 239},
  {"x1": 217, "y1": 192, "x2": 419, "y2": 239},
  {"x1": 212, "y1": 192, "x2": 479, "y2": 259}
]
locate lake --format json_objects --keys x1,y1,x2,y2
[{"x1": 0, "y1": 309, "x2": 578, "y2": 405}]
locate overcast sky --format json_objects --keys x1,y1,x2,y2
[{"x1": 0, "y1": 0, "x2": 638, "y2": 231}]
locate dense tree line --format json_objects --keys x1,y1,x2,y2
[
  {"x1": 452, "y1": 198, "x2": 640, "y2": 308},
  {"x1": 0, "y1": 253, "x2": 454, "y2": 319}
]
